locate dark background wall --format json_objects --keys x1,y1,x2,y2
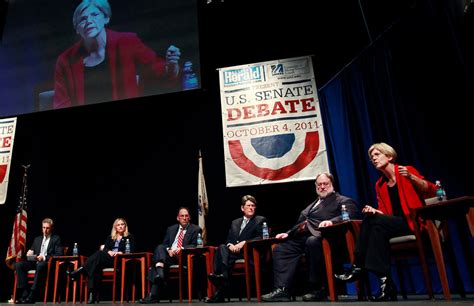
[{"x1": 0, "y1": 0, "x2": 473, "y2": 300}]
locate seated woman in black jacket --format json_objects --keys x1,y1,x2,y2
[{"x1": 68, "y1": 218, "x2": 135, "y2": 303}]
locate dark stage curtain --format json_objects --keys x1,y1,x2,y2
[{"x1": 318, "y1": 0, "x2": 473, "y2": 294}]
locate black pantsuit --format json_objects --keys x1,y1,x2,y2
[
  {"x1": 84, "y1": 234, "x2": 135, "y2": 290},
  {"x1": 83, "y1": 250, "x2": 114, "y2": 290},
  {"x1": 354, "y1": 213, "x2": 411, "y2": 276}
]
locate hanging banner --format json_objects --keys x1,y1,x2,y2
[
  {"x1": 218, "y1": 56, "x2": 329, "y2": 187},
  {"x1": 0, "y1": 117, "x2": 17, "y2": 204}
]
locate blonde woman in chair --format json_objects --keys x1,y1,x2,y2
[
  {"x1": 335, "y1": 142, "x2": 436, "y2": 301},
  {"x1": 68, "y1": 218, "x2": 135, "y2": 303}
]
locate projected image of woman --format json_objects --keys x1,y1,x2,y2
[{"x1": 53, "y1": 0, "x2": 181, "y2": 108}]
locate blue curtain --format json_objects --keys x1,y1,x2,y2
[{"x1": 317, "y1": 0, "x2": 474, "y2": 295}]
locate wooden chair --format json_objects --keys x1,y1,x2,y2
[
  {"x1": 82, "y1": 259, "x2": 119, "y2": 303},
  {"x1": 82, "y1": 246, "x2": 120, "y2": 303},
  {"x1": 228, "y1": 246, "x2": 252, "y2": 301},
  {"x1": 165, "y1": 251, "x2": 185, "y2": 302},
  {"x1": 389, "y1": 199, "x2": 441, "y2": 300},
  {"x1": 146, "y1": 247, "x2": 212, "y2": 303},
  {"x1": 12, "y1": 247, "x2": 68, "y2": 303},
  {"x1": 226, "y1": 238, "x2": 277, "y2": 302},
  {"x1": 12, "y1": 260, "x2": 40, "y2": 302}
]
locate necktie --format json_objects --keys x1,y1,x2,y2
[
  {"x1": 176, "y1": 228, "x2": 184, "y2": 249},
  {"x1": 239, "y1": 218, "x2": 248, "y2": 235}
]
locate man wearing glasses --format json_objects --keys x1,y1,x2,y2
[
  {"x1": 261, "y1": 172, "x2": 358, "y2": 302},
  {"x1": 205, "y1": 195, "x2": 267, "y2": 303}
]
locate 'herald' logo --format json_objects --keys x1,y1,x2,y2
[{"x1": 223, "y1": 66, "x2": 262, "y2": 85}]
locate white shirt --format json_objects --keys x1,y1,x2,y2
[{"x1": 40, "y1": 236, "x2": 51, "y2": 257}]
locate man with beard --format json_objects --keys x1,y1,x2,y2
[{"x1": 261, "y1": 172, "x2": 358, "y2": 302}]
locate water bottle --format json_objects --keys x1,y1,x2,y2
[
  {"x1": 262, "y1": 222, "x2": 269, "y2": 239},
  {"x1": 72, "y1": 243, "x2": 78, "y2": 256},
  {"x1": 341, "y1": 204, "x2": 350, "y2": 221},
  {"x1": 125, "y1": 238, "x2": 131, "y2": 254},
  {"x1": 196, "y1": 233, "x2": 203, "y2": 248},
  {"x1": 182, "y1": 60, "x2": 198, "y2": 90},
  {"x1": 435, "y1": 180, "x2": 447, "y2": 201}
]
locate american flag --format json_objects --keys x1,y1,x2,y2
[
  {"x1": 5, "y1": 166, "x2": 29, "y2": 269},
  {"x1": 5, "y1": 202, "x2": 27, "y2": 269}
]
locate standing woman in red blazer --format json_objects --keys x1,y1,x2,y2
[{"x1": 335, "y1": 142, "x2": 436, "y2": 301}]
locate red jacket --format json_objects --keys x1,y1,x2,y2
[
  {"x1": 53, "y1": 29, "x2": 177, "y2": 108},
  {"x1": 375, "y1": 165, "x2": 436, "y2": 231}
]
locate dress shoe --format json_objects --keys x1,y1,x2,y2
[
  {"x1": 334, "y1": 265, "x2": 362, "y2": 283},
  {"x1": 261, "y1": 287, "x2": 291, "y2": 302},
  {"x1": 208, "y1": 273, "x2": 227, "y2": 287},
  {"x1": 302, "y1": 288, "x2": 326, "y2": 301},
  {"x1": 87, "y1": 290, "x2": 98, "y2": 304},
  {"x1": 67, "y1": 266, "x2": 85, "y2": 281},
  {"x1": 22, "y1": 291, "x2": 35, "y2": 304},
  {"x1": 16, "y1": 289, "x2": 29, "y2": 304},
  {"x1": 204, "y1": 291, "x2": 225, "y2": 303},
  {"x1": 140, "y1": 293, "x2": 159, "y2": 304},
  {"x1": 369, "y1": 276, "x2": 397, "y2": 302}
]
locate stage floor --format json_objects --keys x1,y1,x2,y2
[{"x1": 2, "y1": 294, "x2": 473, "y2": 305}]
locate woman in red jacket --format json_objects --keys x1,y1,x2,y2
[
  {"x1": 53, "y1": 0, "x2": 181, "y2": 109},
  {"x1": 335, "y1": 142, "x2": 436, "y2": 301}
]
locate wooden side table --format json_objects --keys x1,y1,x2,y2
[
  {"x1": 415, "y1": 196, "x2": 474, "y2": 300},
  {"x1": 182, "y1": 246, "x2": 214, "y2": 302},
  {"x1": 246, "y1": 237, "x2": 281, "y2": 302},
  {"x1": 117, "y1": 252, "x2": 150, "y2": 303},
  {"x1": 44, "y1": 255, "x2": 80, "y2": 304},
  {"x1": 319, "y1": 220, "x2": 363, "y2": 301}
]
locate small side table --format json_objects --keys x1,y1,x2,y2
[
  {"x1": 44, "y1": 255, "x2": 80, "y2": 304},
  {"x1": 319, "y1": 220, "x2": 363, "y2": 301},
  {"x1": 246, "y1": 238, "x2": 281, "y2": 302},
  {"x1": 117, "y1": 252, "x2": 151, "y2": 303},
  {"x1": 182, "y1": 246, "x2": 214, "y2": 302}
]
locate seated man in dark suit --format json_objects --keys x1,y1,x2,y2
[
  {"x1": 205, "y1": 195, "x2": 267, "y2": 303},
  {"x1": 15, "y1": 218, "x2": 63, "y2": 304},
  {"x1": 140, "y1": 207, "x2": 201, "y2": 303},
  {"x1": 261, "y1": 172, "x2": 359, "y2": 302}
]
